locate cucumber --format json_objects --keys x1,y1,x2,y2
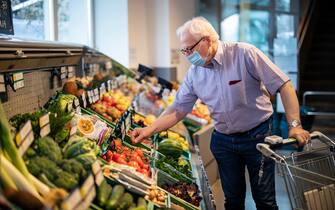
[
  {"x1": 128, "y1": 206, "x2": 146, "y2": 210},
  {"x1": 119, "y1": 192, "x2": 133, "y2": 209},
  {"x1": 96, "y1": 180, "x2": 113, "y2": 207},
  {"x1": 105, "y1": 184, "x2": 125, "y2": 209},
  {"x1": 137, "y1": 197, "x2": 147, "y2": 209}
]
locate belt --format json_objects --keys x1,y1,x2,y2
[{"x1": 214, "y1": 117, "x2": 271, "y2": 137}]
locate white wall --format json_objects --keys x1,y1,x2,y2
[
  {"x1": 169, "y1": 0, "x2": 196, "y2": 81},
  {"x1": 128, "y1": 0, "x2": 150, "y2": 69},
  {"x1": 94, "y1": 0, "x2": 129, "y2": 67},
  {"x1": 128, "y1": 0, "x2": 196, "y2": 81}
]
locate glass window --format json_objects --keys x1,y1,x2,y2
[
  {"x1": 276, "y1": 14, "x2": 294, "y2": 38},
  {"x1": 58, "y1": 0, "x2": 92, "y2": 46},
  {"x1": 276, "y1": 0, "x2": 290, "y2": 12},
  {"x1": 11, "y1": 0, "x2": 45, "y2": 40}
]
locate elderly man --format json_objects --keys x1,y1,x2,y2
[{"x1": 130, "y1": 17, "x2": 310, "y2": 210}]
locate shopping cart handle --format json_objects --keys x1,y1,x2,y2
[{"x1": 264, "y1": 131, "x2": 321, "y2": 149}]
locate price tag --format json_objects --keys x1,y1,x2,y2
[
  {"x1": 39, "y1": 113, "x2": 49, "y2": 128},
  {"x1": 95, "y1": 171, "x2": 104, "y2": 186},
  {"x1": 40, "y1": 125, "x2": 50, "y2": 138},
  {"x1": 18, "y1": 131, "x2": 34, "y2": 156},
  {"x1": 61, "y1": 73, "x2": 67, "y2": 80},
  {"x1": 84, "y1": 186, "x2": 96, "y2": 206},
  {"x1": 105, "y1": 61, "x2": 112, "y2": 69},
  {"x1": 81, "y1": 93, "x2": 87, "y2": 108},
  {"x1": 111, "y1": 78, "x2": 118, "y2": 89},
  {"x1": 68, "y1": 72, "x2": 74, "y2": 79},
  {"x1": 121, "y1": 121, "x2": 126, "y2": 141},
  {"x1": 13, "y1": 73, "x2": 23, "y2": 81},
  {"x1": 107, "y1": 80, "x2": 111, "y2": 91},
  {"x1": 91, "y1": 160, "x2": 102, "y2": 175},
  {"x1": 70, "y1": 125, "x2": 77, "y2": 137},
  {"x1": 61, "y1": 66, "x2": 67, "y2": 74},
  {"x1": 13, "y1": 80, "x2": 24, "y2": 90},
  {"x1": 93, "y1": 88, "x2": 99, "y2": 96},
  {"x1": 80, "y1": 174, "x2": 94, "y2": 198},
  {"x1": 61, "y1": 188, "x2": 82, "y2": 210},
  {"x1": 67, "y1": 66, "x2": 74, "y2": 73},
  {"x1": 99, "y1": 84, "x2": 106, "y2": 96},
  {"x1": 15, "y1": 120, "x2": 32, "y2": 146}
]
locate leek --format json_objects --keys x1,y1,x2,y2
[
  {"x1": 0, "y1": 101, "x2": 33, "y2": 184},
  {"x1": 0, "y1": 153, "x2": 41, "y2": 200}
]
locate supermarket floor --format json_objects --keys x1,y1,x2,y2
[
  {"x1": 210, "y1": 115, "x2": 335, "y2": 210},
  {"x1": 211, "y1": 169, "x2": 291, "y2": 210}
]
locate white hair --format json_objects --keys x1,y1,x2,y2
[{"x1": 176, "y1": 17, "x2": 219, "y2": 41}]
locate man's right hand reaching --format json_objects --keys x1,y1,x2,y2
[{"x1": 130, "y1": 127, "x2": 154, "y2": 144}]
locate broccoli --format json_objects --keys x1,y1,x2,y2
[
  {"x1": 27, "y1": 156, "x2": 60, "y2": 181},
  {"x1": 53, "y1": 170, "x2": 78, "y2": 190},
  {"x1": 35, "y1": 136, "x2": 62, "y2": 162},
  {"x1": 74, "y1": 152, "x2": 97, "y2": 171},
  {"x1": 59, "y1": 159, "x2": 87, "y2": 181}
]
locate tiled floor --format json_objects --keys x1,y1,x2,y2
[{"x1": 211, "y1": 169, "x2": 292, "y2": 210}]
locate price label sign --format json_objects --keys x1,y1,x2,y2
[
  {"x1": 15, "y1": 120, "x2": 32, "y2": 146},
  {"x1": 61, "y1": 188, "x2": 82, "y2": 210},
  {"x1": 107, "y1": 80, "x2": 111, "y2": 92},
  {"x1": 80, "y1": 174, "x2": 94, "y2": 198},
  {"x1": 111, "y1": 78, "x2": 118, "y2": 89},
  {"x1": 81, "y1": 92, "x2": 87, "y2": 108},
  {"x1": 39, "y1": 113, "x2": 50, "y2": 138}
]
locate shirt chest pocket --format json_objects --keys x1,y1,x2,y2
[{"x1": 226, "y1": 80, "x2": 248, "y2": 109}]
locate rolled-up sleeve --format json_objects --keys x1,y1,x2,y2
[
  {"x1": 245, "y1": 46, "x2": 290, "y2": 95},
  {"x1": 171, "y1": 70, "x2": 198, "y2": 113}
]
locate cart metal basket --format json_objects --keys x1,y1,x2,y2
[{"x1": 257, "y1": 131, "x2": 335, "y2": 210}]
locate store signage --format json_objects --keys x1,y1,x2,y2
[
  {"x1": 0, "y1": 0, "x2": 14, "y2": 35},
  {"x1": 39, "y1": 113, "x2": 50, "y2": 138}
]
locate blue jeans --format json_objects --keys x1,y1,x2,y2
[{"x1": 210, "y1": 118, "x2": 278, "y2": 210}]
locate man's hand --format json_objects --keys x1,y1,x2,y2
[
  {"x1": 288, "y1": 127, "x2": 311, "y2": 146},
  {"x1": 130, "y1": 127, "x2": 154, "y2": 144}
]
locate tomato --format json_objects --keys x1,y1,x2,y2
[
  {"x1": 134, "y1": 148, "x2": 144, "y2": 158},
  {"x1": 128, "y1": 161, "x2": 140, "y2": 169},
  {"x1": 115, "y1": 157, "x2": 128, "y2": 165},
  {"x1": 142, "y1": 164, "x2": 149, "y2": 170},
  {"x1": 131, "y1": 153, "x2": 144, "y2": 168},
  {"x1": 106, "y1": 150, "x2": 113, "y2": 159},
  {"x1": 102, "y1": 155, "x2": 107, "y2": 160},
  {"x1": 112, "y1": 153, "x2": 125, "y2": 162},
  {"x1": 113, "y1": 139, "x2": 122, "y2": 150}
]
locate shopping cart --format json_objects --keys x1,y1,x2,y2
[{"x1": 256, "y1": 131, "x2": 335, "y2": 210}]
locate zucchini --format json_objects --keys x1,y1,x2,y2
[
  {"x1": 119, "y1": 192, "x2": 133, "y2": 209},
  {"x1": 106, "y1": 184, "x2": 125, "y2": 209},
  {"x1": 96, "y1": 180, "x2": 113, "y2": 207},
  {"x1": 137, "y1": 197, "x2": 147, "y2": 209}
]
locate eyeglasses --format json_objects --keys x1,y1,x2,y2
[{"x1": 180, "y1": 37, "x2": 204, "y2": 55}]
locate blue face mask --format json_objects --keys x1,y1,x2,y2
[{"x1": 187, "y1": 51, "x2": 206, "y2": 66}]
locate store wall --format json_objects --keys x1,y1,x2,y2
[
  {"x1": 169, "y1": 0, "x2": 196, "y2": 81},
  {"x1": 94, "y1": 0, "x2": 129, "y2": 67},
  {"x1": 128, "y1": 0, "x2": 195, "y2": 82}
]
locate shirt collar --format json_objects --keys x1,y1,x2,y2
[{"x1": 213, "y1": 41, "x2": 223, "y2": 66}]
